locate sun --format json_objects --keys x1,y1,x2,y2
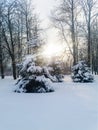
[{"x1": 42, "y1": 43, "x2": 64, "y2": 58}]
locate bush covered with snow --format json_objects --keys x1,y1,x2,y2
[
  {"x1": 48, "y1": 61, "x2": 64, "y2": 82},
  {"x1": 15, "y1": 56, "x2": 54, "y2": 93},
  {"x1": 71, "y1": 61, "x2": 94, "y2": 82}
]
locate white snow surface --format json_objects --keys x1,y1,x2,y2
[{"x1": 0, "y1": 75, "x2": 98, "y2": 130}]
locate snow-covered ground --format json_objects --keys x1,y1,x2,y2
[{"x1": 0, "y1": 75, "x2": 98, "y2": 130}]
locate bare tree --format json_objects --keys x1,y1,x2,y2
[
  {"x1": 0, "y1": 25, "x2": 4, "y2": 79},
  {"x1": 0, "y1": 0, "x2": 42, "y2": 79},
  {"x1": 19, "y1": 0, "x2": 34, "y2": 54},
  {"x1": 91, "y1": 17, "x2": 98, "y2": 74},
  {"x1": 51, "y1": 0, "x2": 80, "y2": 65},
  {"x1": 80, "y1": 0, "x2": 98, "y2": 67},
  {"x1": 0, "y1": 1, "x2": 5, "y2": 79},
  {"x1": 1, "y1": 0, "x2": 20, "y2": 79}
]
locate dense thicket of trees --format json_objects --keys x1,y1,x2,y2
[{"x1": 0, "y1": 0, "x2": 42, "y2": 79}]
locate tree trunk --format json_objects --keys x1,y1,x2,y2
[
  {"x1": 96, "y1": 44, "x2": 98, "y2": 74},
  {"x1": 87, "y1": 2, "x2": 92, "y2": 67},
  {"x1": 8, "y1": 10, "x2": 17, "y2": 80},
  {"x1": 87, "y1": 23, "x2": 91, "y2": 67},
  {"x1": 71, "y1": 0, "x2": 77, "y2": 65},
  {"x1": 0, "y1": 60, "x2": 4, "y2": 79},
  {"x1": 0, "y1": 22, "x2": 4, "y2": 79},
  {"x1": 26, "y1": 13, "x2": 30, "y2": 54},
  {"x1": 0, "y1": 44, "x2": 4, "y2": 79},
  {"x1": 11, "y1": 55, "x2": 17, "y2": 79}
]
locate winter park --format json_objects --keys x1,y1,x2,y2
[{"x1": 0, "y1": 0, "x2": 98, "y2": 130}]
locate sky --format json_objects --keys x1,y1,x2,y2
[
  {"x1": 33, "y1": 0, "x2": 61, "y2": 45},
  {"x1": 33, "y1": 0, "x2": 56, "y2": 19}
]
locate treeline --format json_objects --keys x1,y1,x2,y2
[
  {"x1": 0, "y1": 0, "x2": 42, "y2": 79},
  {"x1": 51, "y1": 0, "x2": 98, "y2": 74},
  {"x1": 0, "y1": 0, "x2": 98, "y2": 79}
]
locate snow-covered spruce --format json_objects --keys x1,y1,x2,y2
[
  {"x1": 71, "y1": 61, "x2": 94, "y2": 82},
  {"x1": 48, "y1": 61, "x2": 64, "y2": 82},
  {"x1": 15, "y1": 56, "x2": 54, "y2": 93}
]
